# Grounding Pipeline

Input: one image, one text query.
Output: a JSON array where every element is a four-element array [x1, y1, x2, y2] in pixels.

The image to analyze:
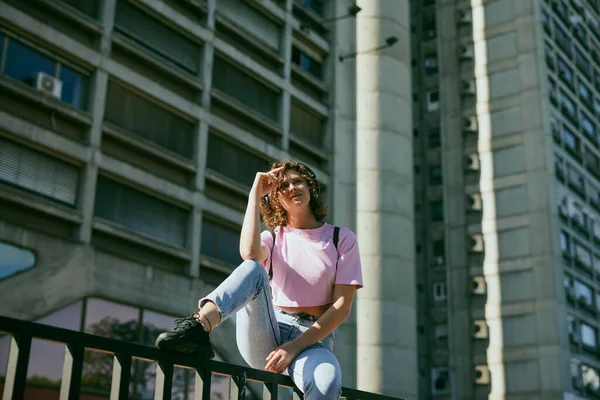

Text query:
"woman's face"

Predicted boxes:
[[276, 169, 311, 212]]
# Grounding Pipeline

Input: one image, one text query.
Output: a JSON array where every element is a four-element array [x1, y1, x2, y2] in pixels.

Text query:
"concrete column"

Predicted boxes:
[[280, 0, 294, 152], [190, 0, 217, 277], [77, 0, 116, 243], [355, 1, 417, 399]]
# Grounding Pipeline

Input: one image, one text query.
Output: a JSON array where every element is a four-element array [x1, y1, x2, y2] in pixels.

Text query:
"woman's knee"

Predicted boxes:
[[238, 259, 267, 278], [310, 363, 342, 399]]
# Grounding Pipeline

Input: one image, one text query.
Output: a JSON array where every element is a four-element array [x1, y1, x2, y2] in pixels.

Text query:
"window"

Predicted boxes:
[[431, 369, 450, 394], [574, 46, 592, 78], [578, 81, 593, 105], [428, 127, 441, 148], [104, 81, 195, 158], [574, 240, 592, 267], [433, 282, 447, 301], [431, 201, 444, 221], [595, 99, 600, 117], [581, 323, 598, 347], [426, 90, 440, 111], [94, 176, 189, 247], [433, 240, 445, 259], [554, 23, 572, 54], [298, 0, 324, 16], [581, 113, 597, 139], [0, 137, 79, 206], [559, 90, 577, 120], [566, 163, 585, 192], [434, 325, 448, 342], [201, 218, 242, 266], [212, 57, 280, 122], [423, 12, 436, 39], [557, 57, 574, 85], [114, 1, 201, 74], [430, 165, 443, 186], [206, 134, 269, 187], [586, 149, 600, 175], [0, 241, 36, 280], [560, 230, 571, 256], [575, 280, 593, 305], [2, 36, 89, 109], [562, 126, 580, 154], [60, 0, 101, 19], [290, 102, 325, 148], [582, 365, 600, 391], [292, 47, 323, 80], [424, 54, 438, 75]]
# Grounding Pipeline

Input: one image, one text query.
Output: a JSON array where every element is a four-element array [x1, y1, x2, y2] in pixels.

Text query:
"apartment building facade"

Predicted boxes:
[[411, 0, 600, 399]]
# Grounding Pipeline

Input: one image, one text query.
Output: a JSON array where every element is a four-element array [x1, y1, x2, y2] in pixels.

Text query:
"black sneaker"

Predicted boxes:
[[155, 314, 215, 358]]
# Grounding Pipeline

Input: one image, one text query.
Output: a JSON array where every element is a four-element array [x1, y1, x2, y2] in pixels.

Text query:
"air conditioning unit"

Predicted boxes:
[[459, 44, 474, 60], [460, 80, 476, 96], [467, 193, 483, 212], [457, 9, 472, 25], [433, 256, 446, 266], [473, 320, 488, 339], [472, 276, 486, 295], [474, 365, 490, 385], [464, 116, 478, 133], [35, 72, 62, 99], [465, 154, 480, 171], [469, 234, 484, 253]]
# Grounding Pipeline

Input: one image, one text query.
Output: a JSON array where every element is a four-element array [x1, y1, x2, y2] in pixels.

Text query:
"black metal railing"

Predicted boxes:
[[0, 316, 403, 400]]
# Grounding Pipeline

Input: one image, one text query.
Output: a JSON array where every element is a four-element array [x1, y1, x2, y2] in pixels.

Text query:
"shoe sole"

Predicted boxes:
[[156, 337, 215, 359]]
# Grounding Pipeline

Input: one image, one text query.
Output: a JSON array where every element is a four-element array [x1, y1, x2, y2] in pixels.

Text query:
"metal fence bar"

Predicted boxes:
[[0, 316, 405, 400], [155, 361, 174, 400], [2, 335, 31, 400], [59, 343, 84, 400], [110, 354, 132, 400], [263, 380, 278, 400], [194, 368, 212, 400]]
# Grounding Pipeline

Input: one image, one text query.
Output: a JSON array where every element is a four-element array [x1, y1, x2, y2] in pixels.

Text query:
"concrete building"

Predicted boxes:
[[411, 0, 600, 399], [0, 0, 416, 399]]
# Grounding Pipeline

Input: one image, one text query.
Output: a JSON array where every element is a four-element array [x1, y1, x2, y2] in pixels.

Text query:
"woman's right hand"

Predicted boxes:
[[251, 167, 285, 198]]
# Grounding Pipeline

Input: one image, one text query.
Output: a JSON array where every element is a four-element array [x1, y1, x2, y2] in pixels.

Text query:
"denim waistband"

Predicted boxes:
[[275, 308, 319, 322]]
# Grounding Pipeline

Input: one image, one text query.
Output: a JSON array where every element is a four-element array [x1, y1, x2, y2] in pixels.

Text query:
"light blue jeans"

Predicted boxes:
[[199, 260, 342, 400]]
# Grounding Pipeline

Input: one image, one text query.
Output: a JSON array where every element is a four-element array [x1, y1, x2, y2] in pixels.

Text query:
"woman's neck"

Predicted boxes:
[[286, 210, 322, 229]]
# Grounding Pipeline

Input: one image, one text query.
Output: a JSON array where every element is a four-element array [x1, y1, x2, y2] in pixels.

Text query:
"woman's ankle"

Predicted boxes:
[[196, 301, 221, 332]]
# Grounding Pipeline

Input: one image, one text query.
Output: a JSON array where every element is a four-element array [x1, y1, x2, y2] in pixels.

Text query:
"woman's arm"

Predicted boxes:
[[265, 284, 357, 373], [239, 167, 283, 261]]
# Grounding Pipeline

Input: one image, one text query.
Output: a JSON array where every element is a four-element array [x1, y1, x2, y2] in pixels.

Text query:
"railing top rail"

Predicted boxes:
[[0, 315, 404, 400]]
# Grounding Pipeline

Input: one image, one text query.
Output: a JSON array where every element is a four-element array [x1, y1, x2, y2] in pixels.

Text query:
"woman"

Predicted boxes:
[[156, 160, 363, 400]]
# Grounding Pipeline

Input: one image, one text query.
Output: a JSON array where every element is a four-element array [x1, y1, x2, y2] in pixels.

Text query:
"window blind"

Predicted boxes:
[[94, 176, 188, 247], [0, 137, 79, 205]]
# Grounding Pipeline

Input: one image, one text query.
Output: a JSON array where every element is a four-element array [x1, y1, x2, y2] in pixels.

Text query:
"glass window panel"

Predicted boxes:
[[59, 65, 87, 109], [84, 298, 140, 343], [206, 134, 269, 186], [142, 310, 178, 347], [212, 57, 280, 122], [289, 102, 325, 148], [94, 176, 189, 247], [201, 219, 242, 266], [60, 0, 100, 18], [3, 39, 56, 86], [115, 1, 201, 74], [104, 82, 195, 158], [82, 349, 113, 395], [581, 323, 597, 347], [0, 241, 36, 279]]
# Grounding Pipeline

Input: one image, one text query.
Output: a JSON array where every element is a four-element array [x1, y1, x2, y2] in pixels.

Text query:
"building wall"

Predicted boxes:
[[0, 0, 367, 394]]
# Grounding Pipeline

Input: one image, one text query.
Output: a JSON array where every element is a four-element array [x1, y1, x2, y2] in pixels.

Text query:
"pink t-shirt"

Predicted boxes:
[[260, 222, 363, 307]]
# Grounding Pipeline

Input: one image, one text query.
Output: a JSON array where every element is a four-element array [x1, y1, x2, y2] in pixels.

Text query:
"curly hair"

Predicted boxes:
[[259, 160, 328, 230]]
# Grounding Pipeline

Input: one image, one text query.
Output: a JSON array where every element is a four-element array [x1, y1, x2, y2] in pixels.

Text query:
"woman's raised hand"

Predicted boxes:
[[251, 167, 285, 198]]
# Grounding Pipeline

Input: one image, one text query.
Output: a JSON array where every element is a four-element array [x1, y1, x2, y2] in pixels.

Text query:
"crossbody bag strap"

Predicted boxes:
[[333, 226, 340, 275], [268, 230, 276, 281]]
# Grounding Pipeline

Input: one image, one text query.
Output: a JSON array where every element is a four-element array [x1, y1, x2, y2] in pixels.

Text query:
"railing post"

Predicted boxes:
[[230, 371, 247, 400], [154, 361, 174, 400], [292, 386, 304, 400], [2, 335, 31, 400], [110, 354, 132, 400], [194, 368, 212, 400], [263, 380, 279, 400], [59, 343, 84, 400]]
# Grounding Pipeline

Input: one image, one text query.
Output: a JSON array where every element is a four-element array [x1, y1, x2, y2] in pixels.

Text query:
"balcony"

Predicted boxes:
[[0, 316, 403, 400]]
